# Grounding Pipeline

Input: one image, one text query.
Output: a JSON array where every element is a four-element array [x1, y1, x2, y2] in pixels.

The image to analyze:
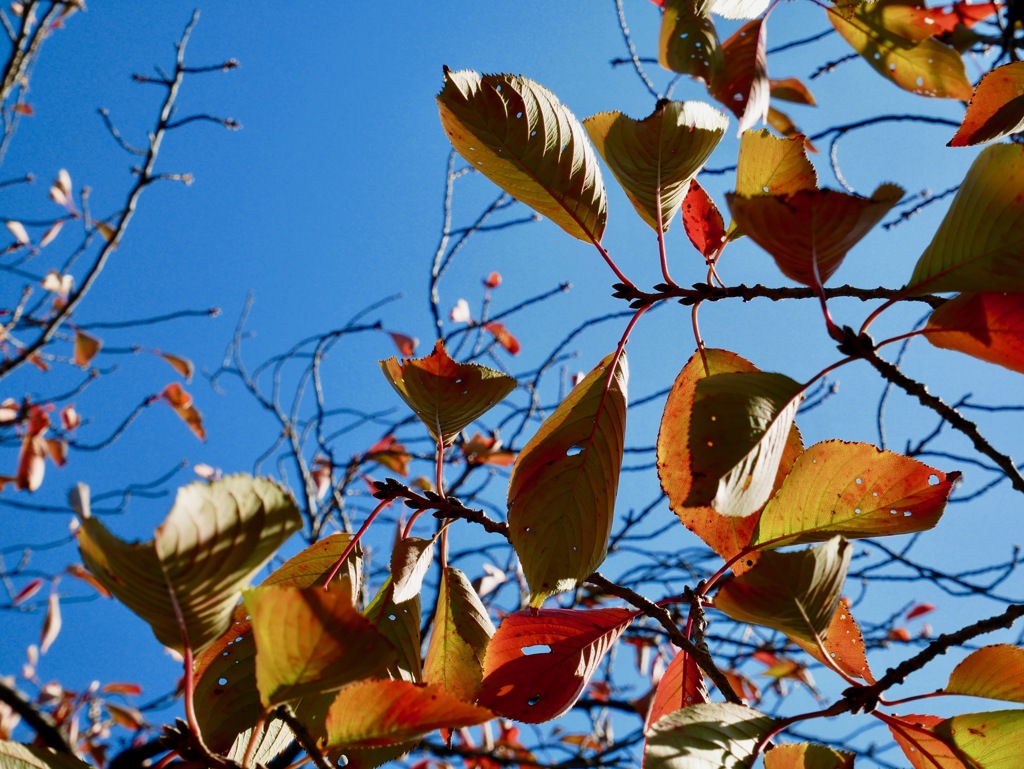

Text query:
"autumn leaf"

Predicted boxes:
[[0, 742, 92, 769], [735, 128, 817, 197], [659, 0, 723, 83], [763, 743, 854, 769], [925, 292, 1024, 374], [907, 144, 1024, 293], [437, 68, 607, 243], [645, 703, 774, 769], [483, 320, 521, 355], [583, 100, 727, 232], [770, 77, 816, 106], [390, 535, 436, 604], [681, 180, 726, 258], [158, 352, 195, 382], [946, 645, 1024, 703], [949, 62, 1024, 146], [380, 340, 516, 446], [886, 714, 969, 769], [364, 577, 423, 683], [710, 20, 769, 135], [388, 332, 418, 357], [792, 598, 875, 684], [76, 475, 302, 655], [934, 710, 1024, 767], [13, 578, 44, 606], [159, 382, 206, 441], [72, 329, 101, 368], [461, 432, 516, 467], [645, 648, 709, 730], [477, 608, 634, 723], [365, 434, 412, 476], [508, 351, 627, 605]]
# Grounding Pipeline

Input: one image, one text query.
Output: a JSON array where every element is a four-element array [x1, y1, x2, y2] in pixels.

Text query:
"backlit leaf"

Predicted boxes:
[[887, 714, 969, 769], [646, 648, 709, 730], [770, 77, 816, 105], [484, 321, 521, 355], [6, 220, 29, 245], [934, 710, 1024, 767], [711, 20, 769, 135], [159, 352, 194, 382], [72, 330, 101, 368], [39, 592, 60, 654], [659, 0, 723, 83], [423, 566, 495, 703], [946, 645, 1024, 703], [734, 129, 817, 197], [708, 0, 769, 19], [925, 292, 1024, 374], [764, 743, 853, 769], [714, 537, 851, 645], [324, 680, 492, 749], [753, 441, 954, 549], [380, 340, 516, 446], [658, 349, 802, 572], [726, 184, 903, 286], [828, 1, 973, 100], [245, 585, 397, 707], [583, 100, 728, 232], [76, 475, 302, 655], [686, 370, 804, 516], [0, 743, 92, 769], [645, 702, 773, 769], [792, 598, 874, 683], [388, 332, 418, 357], [437, 68, 607, 243], [390, 536, 435, 604], [477, 608, 634, 723], [908, 144, 1024, 293], [227, 717, 293, 769], [364, 577, 423, 682], [682, 180, 726, 258], [949, 62, 1024, 146], [508, 352, 627, 605], [159, 383, 205, 441]]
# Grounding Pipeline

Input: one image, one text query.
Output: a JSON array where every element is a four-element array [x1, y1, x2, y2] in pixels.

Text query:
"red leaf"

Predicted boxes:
[[886, 714, 968, 769], [159, 383, 206, 441], [710, 19, 769, 133], [484, 321, 521, 355], [13, 578, 45, 606], [925, 292, 1024, 373], [365, 434, 412, 476], [12, 103, 33, 116], [484, 271, 502, 288], [461, 432, 516, 467], [646, 648, 709, 729], [907, 602, 936, 620], [682, 180, 726, 259], [73, 329, 102, 368], [477, 608, 635, 723], [389, 332, 419, 357], [101, 682, 143, 696]]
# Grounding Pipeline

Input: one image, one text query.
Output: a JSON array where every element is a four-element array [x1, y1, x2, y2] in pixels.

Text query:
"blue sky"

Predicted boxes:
[[3, 1, 1023, 763]]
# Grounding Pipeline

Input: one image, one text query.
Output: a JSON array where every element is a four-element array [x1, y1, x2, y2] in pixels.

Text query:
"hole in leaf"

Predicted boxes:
[[337, 757, 349, 767], [855, 477, 862, 485], [706, 440, 714, 447], [854, 508, 861, 514], [218, 677, 228, 686], [516, 111, 523, 118], [522, 645, 552, 656], [528, 695, 541, 706], [387, 613, 397, 621], [890, 509, 897, 515], [904, 511, 912, 517], [235, 636, 243, 643], [928, 474, 940, 486], [566, 445, 584, 457]]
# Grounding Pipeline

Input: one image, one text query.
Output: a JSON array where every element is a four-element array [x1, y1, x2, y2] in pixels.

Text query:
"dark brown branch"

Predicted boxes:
[[0, 677, 74, 754], [273, 705, 331, 769], [613, 281, 946, 310]]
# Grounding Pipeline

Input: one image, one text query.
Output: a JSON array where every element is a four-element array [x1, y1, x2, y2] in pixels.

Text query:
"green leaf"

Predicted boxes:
[[0, 743, 91, 769], [644, 703, 774, 769], [659, 0, 722, 82], [245, 585, 397, 707], [828, 1, 973, 100], [423, 566, 494, 703], [583, 101, 728, 232], [726, 184, 904, 286], [380, 340, 516, 446], [908, 144, 1024, 293], [763, 743, 854, 769], [934, 710, 1024, 767], [324, 680, 492, 749], [75, 475, 302, 655], [950, 62, 1024, 146], [752, 441, 956, 549], [508, 352, 628, 606], [946, 645, 1024, 703], [364, 577, 423, 682], [886, 714, 969, 769], [714, 537, 852, 645], [437, 68, 607, 243], [685, 371, 804, 517], [226, 718, 294, 768], [735, 129, 817, 197]]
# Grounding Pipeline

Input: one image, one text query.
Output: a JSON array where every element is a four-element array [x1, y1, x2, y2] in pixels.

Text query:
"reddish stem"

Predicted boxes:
[[655, 188, 678, 288], [322, 498, 394, 588]]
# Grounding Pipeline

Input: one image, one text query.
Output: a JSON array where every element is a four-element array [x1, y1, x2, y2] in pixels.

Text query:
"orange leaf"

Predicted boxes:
[[365, 434, 412, 476], [682, 180, 726, 259], [12, 103, 33, 116], [769, 77, 816, 106], [886, 714, 968, 769], [159, 352, 195, 382], [389, 332, 419, 357], [906, 602, 936, 620], [926, 293, 1024, 374], [946, 644, 1024, 703], [462, 432, 516, 467], [763, 743, 854, 769], [645, 648, 709, 730], [159, 383, 206, 441], [73, 329, 102, 368], [484, 271, 502, 288], [726, 184, 903, 286], [484, 321, 520, 355], [101, 682, 143, 696], [324, 680, 492, 749], [793, 598, 875, 684], [477, 608, 634, 723], [65, 563, 111, 598], [106, 702, 145, 730], [711, 19, 769, 134], [949, 62, 1024, 146]]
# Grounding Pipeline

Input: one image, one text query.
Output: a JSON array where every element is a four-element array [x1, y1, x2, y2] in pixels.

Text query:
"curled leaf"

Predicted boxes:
[[711, 20, 769, 135]]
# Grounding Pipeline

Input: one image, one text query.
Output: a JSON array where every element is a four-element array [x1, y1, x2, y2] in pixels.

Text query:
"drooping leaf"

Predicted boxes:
[[925, 292, 1024, 374], [714, 537, 852, 645], [324, 680, 492, 749], [766, 107, 817, 151], [227, 717, 293, 769], [949, 62, 1024, 146], [484, 321, 521, 355], [686, 370, 804, 517], [158, 352, 194, 382], [887, 714, 969, 769], [159, 383, 206, 441], [0, 742, 92, 769], [946, 645, 1024, 703], [423, 566, 495, 703], [76, 475, 302, 655], [389, 536, 435, 604], [193, 533, 363, 751], [658, 349, 802, 572], [907, 144, 1024, 293], [364, 577, 423, 682], [365, 435, 412, 477], [380, 340, 516, 446], [734, 129, 817, 197], [726, 184, 904, 286], [388, 332, 418, 357], [508, 352, 627, 605], [682, 180, 726, 258], [645, 702, 774, 769], [710, 19, 769, 135], [39, 592, 60, 654], [72, 330, 101, 368], [245, 585, 397, 707], [752, 441, 955, 549], [583, 101, 728, 232], [770, 77, 816, 105], [792, 597, 875, 683], [645, 648, 710, 730], [828, 1, 973, 100], [934, 710, 1024, 767], [437, 68, 607, 243], [659, 0, 723, 83], [708, 0, 769, 19], [477, 608, 634, 723], [763, 743, 854, 769]]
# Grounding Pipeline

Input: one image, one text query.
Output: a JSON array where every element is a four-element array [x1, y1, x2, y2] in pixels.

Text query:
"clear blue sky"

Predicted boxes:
[[3, 2, 1022, 763]]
